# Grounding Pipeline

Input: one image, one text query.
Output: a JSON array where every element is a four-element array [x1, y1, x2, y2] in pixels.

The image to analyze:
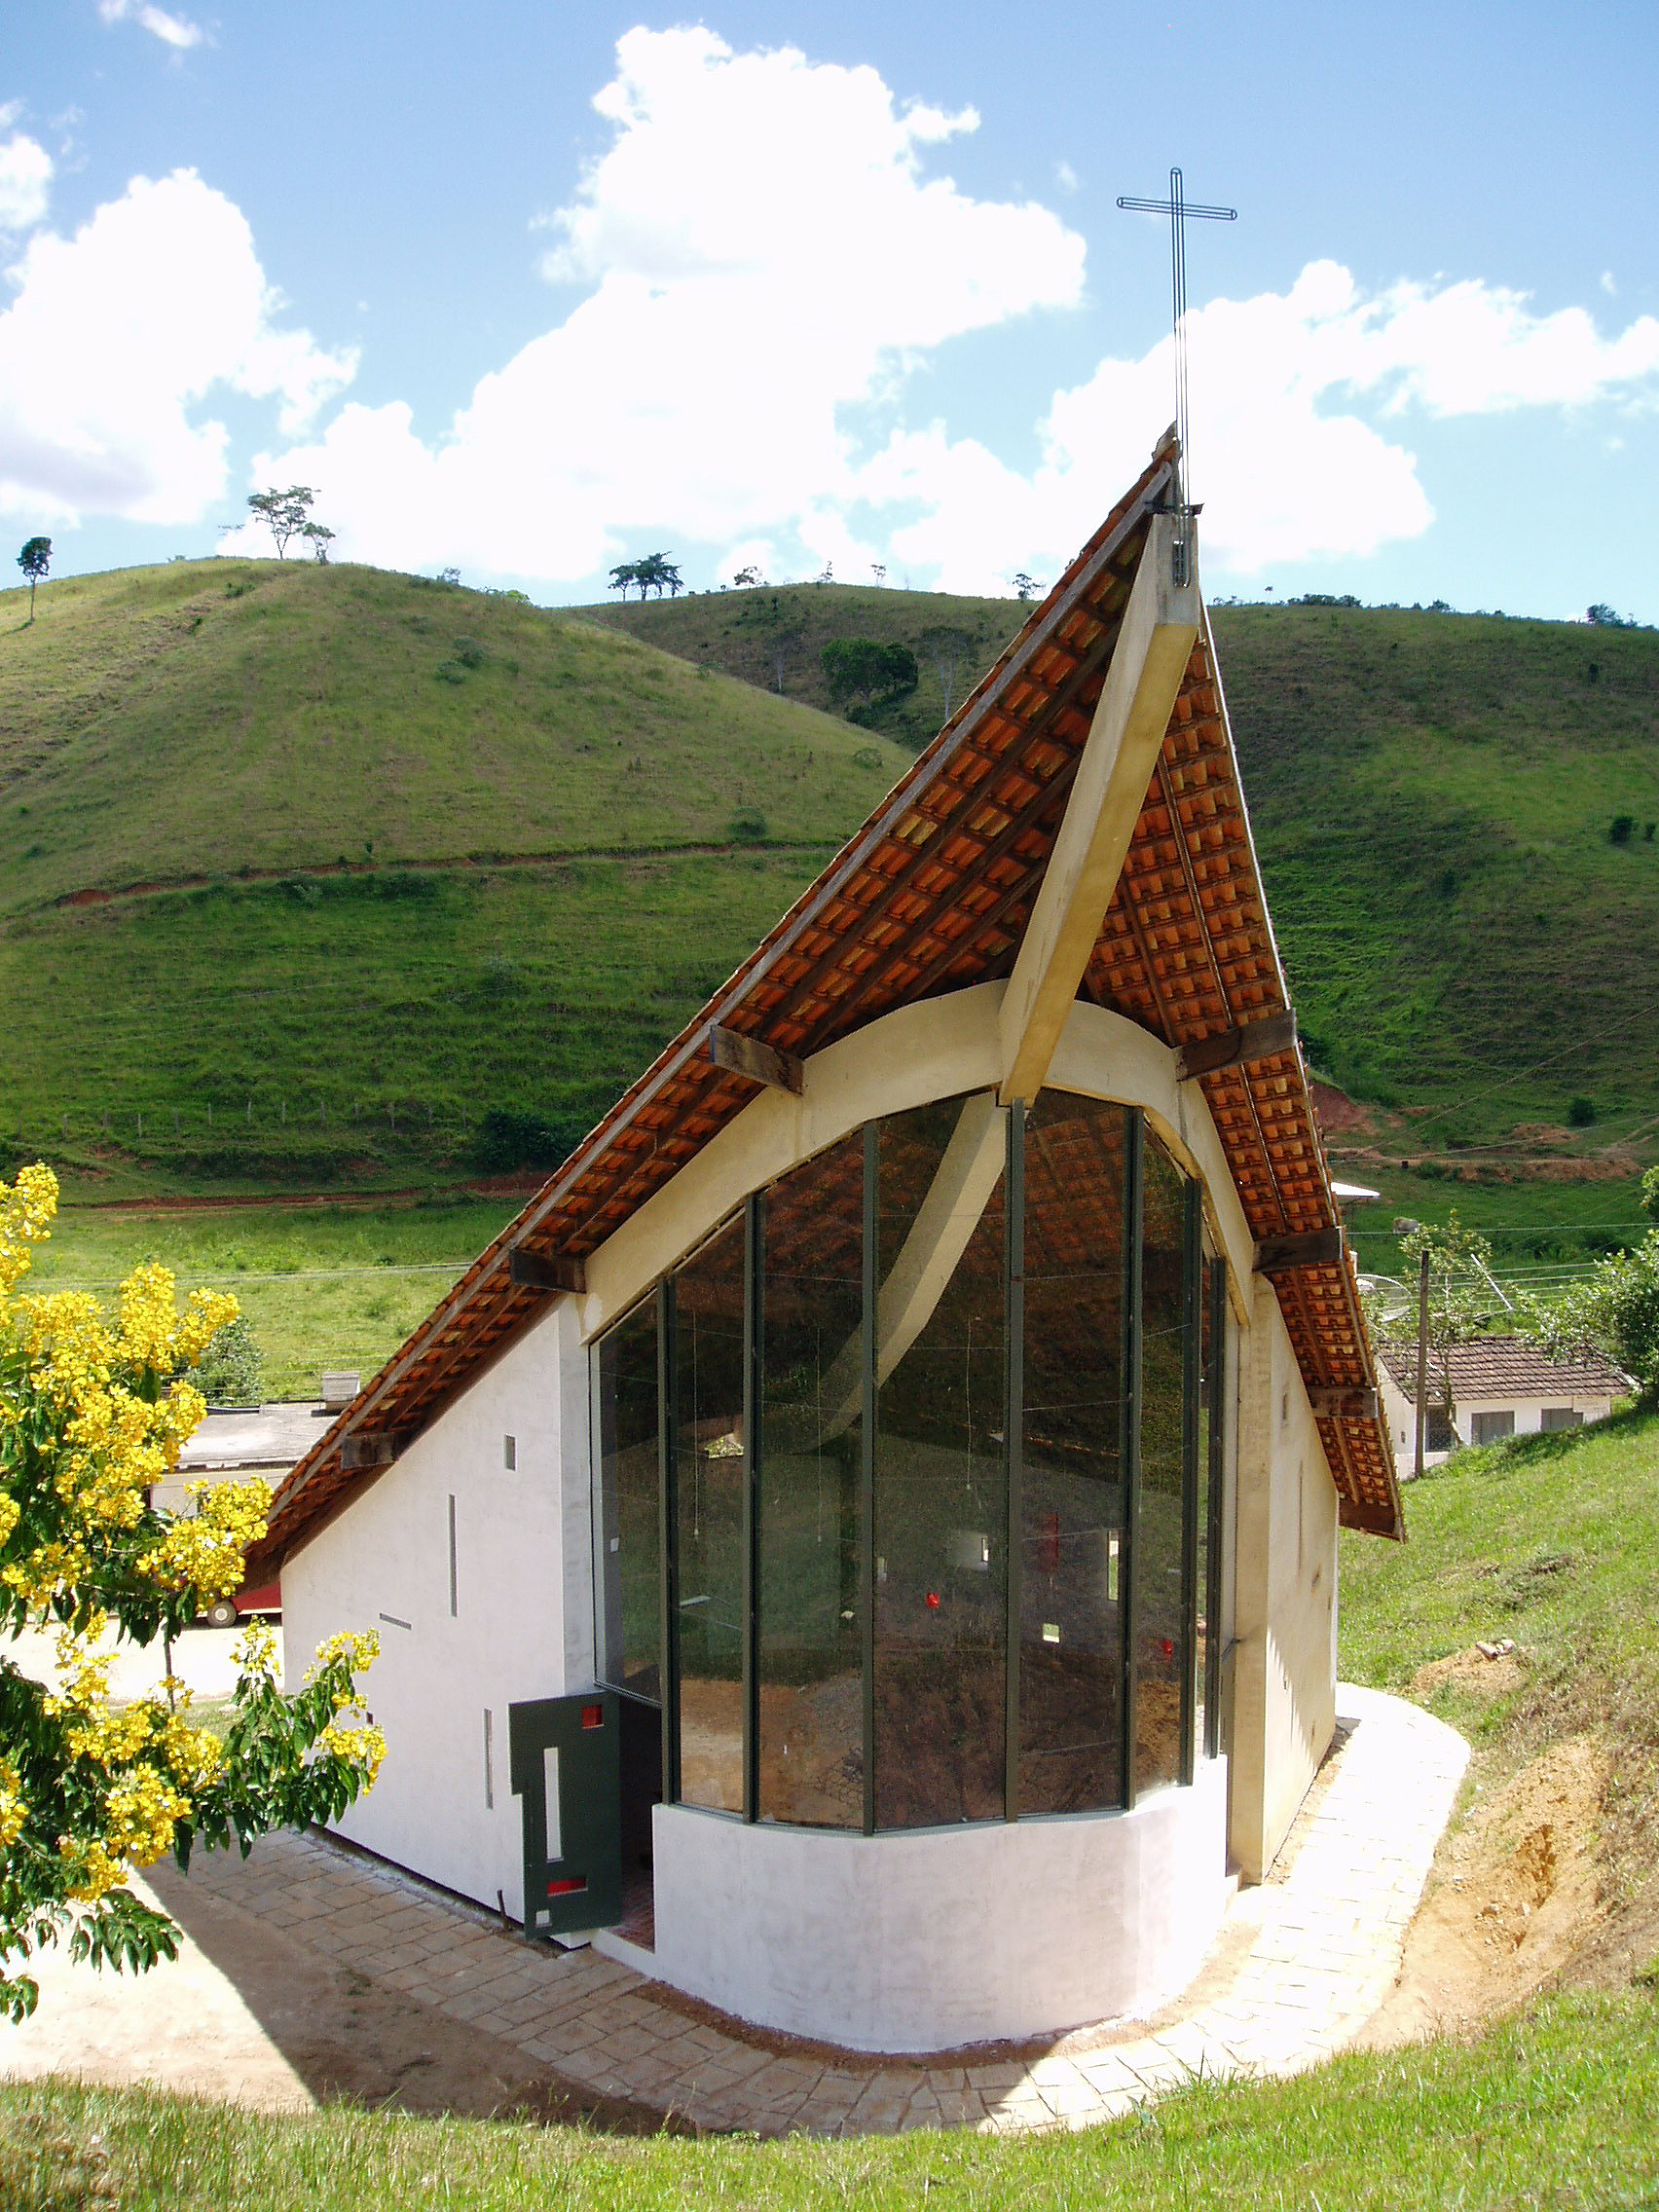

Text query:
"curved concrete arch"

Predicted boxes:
[[579, 981, 1256, 1342]]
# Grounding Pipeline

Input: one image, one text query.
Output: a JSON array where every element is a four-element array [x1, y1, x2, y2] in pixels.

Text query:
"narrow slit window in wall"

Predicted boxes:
[[448, 1493, 459, 1618], [483, 1708, 494, 1810], [503, 1434, 517, 1470]]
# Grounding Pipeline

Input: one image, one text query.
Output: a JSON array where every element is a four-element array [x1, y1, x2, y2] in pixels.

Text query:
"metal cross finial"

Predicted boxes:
[[1117, 167, 1236, 583]]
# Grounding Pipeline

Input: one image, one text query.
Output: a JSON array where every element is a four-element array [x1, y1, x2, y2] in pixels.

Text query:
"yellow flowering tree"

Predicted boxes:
[[0, 1164, 385, 2021]]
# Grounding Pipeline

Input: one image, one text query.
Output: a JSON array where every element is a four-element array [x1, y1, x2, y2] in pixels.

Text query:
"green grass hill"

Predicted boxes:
[[0, 559, 910, 1193], [2, 558, 1656, 1206]]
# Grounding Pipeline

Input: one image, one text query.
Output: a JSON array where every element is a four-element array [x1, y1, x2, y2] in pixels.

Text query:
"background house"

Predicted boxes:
[[1377, 1339, 1630, 1467]]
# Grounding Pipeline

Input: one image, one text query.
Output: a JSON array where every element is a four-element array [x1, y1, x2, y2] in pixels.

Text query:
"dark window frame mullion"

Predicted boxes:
[[743, 1192, 763, 1825], [1120, 1107, 1145, 1813], [1178, 1180, 1204, 1788], [658, 1275, 681, 1807], [1205, 1260, 1228, 1761], [861, 1121, 878, 1838], [1004, 1097, 1025, 1824]]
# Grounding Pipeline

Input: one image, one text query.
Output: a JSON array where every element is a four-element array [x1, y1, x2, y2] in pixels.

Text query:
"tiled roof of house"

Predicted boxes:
[[254, 437, 1403, 1570], [1375, 1337, 1632, 1400]]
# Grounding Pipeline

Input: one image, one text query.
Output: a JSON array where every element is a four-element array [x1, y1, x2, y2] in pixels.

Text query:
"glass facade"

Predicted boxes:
[[592, 1088, 1229, 1834], [1019, 1091, 1129, 1816], [757, 1133, 866, 1827], [873, 1095, 1008, 1828]]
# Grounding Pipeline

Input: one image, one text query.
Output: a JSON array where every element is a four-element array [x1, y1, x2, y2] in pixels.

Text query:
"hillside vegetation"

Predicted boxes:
[[0, 560, 908, 1191], [2, 558, 1656, 1200]]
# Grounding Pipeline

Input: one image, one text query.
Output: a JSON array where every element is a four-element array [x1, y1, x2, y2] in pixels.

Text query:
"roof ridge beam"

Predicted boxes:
[[998, 512, 1199, 1105]]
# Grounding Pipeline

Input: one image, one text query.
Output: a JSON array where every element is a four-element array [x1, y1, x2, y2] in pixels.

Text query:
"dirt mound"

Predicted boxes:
[[1412, 1641, 1527, 1702], [1362, 1734, 1611, 2046], [1309, 1079, 1372, 1135]]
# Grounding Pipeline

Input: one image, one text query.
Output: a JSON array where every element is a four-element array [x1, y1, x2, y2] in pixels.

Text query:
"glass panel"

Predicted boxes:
[[873, 1093, 1007, 1827], [593, 1297, 662, 1701], [674, 1217, 747, 1813], [758, 1135, 865, 1828], [1019, 1091, 1130, 1816], [1135, 1136, 1189, 1796]]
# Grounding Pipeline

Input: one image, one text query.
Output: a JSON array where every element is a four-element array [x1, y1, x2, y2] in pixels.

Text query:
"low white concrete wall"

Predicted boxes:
[[281, 1301, 587, 1922], [650, 1758, 1230, 2052]]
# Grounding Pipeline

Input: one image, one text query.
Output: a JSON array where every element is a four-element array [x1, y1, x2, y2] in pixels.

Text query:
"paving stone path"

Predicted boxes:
[[11, 1685, 1467, 2138]]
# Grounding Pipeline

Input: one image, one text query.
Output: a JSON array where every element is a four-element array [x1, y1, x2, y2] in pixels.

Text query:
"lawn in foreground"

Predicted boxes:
[[3, 1994, 1655, 2210]]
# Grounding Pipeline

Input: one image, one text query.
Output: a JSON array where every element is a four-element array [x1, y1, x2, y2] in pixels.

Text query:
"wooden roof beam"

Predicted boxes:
[[998, 512, 1199, 1106], [1174, 1009, 1298, 1083], [707, 1022, 804, 1095], [508, 1248, 587, 1294]]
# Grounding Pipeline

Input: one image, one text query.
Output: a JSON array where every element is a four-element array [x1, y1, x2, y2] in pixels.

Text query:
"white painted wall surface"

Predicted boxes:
[[650, 1757, 1230, 2051], [281, 1299, 587, 1922], [1229, 1277, 1338, 1881]]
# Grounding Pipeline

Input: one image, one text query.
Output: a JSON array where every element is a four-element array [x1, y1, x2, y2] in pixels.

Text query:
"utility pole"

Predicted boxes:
[[1413, 1248, 1431, 1481]]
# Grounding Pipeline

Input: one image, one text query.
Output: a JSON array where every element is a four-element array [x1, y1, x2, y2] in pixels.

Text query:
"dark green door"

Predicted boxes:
[[508, 1691, 623, 1936]]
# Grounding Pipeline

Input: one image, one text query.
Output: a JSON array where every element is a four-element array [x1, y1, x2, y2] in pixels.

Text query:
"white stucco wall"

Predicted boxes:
[[281, 1301, 588, 1921], [650, 1757, 1230, 2052], [1228, 1275, 1339, 1882]]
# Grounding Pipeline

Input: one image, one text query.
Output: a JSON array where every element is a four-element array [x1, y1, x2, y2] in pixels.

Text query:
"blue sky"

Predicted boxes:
[[5, 1, 1658, 617]]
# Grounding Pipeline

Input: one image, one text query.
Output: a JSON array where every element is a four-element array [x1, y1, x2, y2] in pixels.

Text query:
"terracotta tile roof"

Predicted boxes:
[[1376, 1337, 1631, 1401], [254, 438, 1403, 1570]]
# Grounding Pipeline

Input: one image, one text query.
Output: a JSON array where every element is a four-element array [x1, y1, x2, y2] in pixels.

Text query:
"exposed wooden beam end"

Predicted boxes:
[[708, 1022, 804, 1095], [508, 1247, 587, 1295], [1254, 1226, 1345, 1276], [1309, 1384, 1381, 1422], [340, 1431, 407, 1471], [1175, 1009, 1298, 1083]]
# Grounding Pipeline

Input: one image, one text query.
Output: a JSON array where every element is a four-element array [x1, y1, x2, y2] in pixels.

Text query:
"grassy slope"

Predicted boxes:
[[5, 562, 1658, 1201], [0, 560, 903, 901], [0, 562, 910, 1191], [594, 586, 1659, 1145], [2, 2002, 1655, 2206]]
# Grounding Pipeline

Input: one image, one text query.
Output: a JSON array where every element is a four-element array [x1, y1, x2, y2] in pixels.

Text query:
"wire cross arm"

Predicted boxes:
[[1116, 195, 1237, 221]]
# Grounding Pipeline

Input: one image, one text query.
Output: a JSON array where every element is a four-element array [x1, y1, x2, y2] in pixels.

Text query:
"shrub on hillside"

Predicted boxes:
[[1610, 816, 1637, 845], [1568, 1095, 1598, 1125], [474, 1108, 587, 1175]]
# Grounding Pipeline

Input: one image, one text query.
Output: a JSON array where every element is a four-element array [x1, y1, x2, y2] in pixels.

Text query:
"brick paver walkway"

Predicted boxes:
[[14, 1685, 1468, 2137]]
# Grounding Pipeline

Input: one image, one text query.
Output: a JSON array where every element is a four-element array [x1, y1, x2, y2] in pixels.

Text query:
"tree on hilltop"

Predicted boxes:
[[301, 522, 336, 565], [16, 537, 51, 621], [245, 487, 322, 560]]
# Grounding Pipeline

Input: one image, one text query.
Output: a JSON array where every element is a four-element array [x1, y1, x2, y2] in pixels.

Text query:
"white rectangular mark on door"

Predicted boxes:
[[542, 1745, 562, 1860]]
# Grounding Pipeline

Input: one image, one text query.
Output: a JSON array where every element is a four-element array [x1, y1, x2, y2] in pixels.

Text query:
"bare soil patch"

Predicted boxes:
[[1362, 1734, 1612, 2047], [1411, 1641, 1528, 1703]]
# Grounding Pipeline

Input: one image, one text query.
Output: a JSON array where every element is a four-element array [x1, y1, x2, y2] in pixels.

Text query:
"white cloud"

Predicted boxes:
[[0, 168, 355, 527], [1054, 160, 1079, 193], [851, 260, 1659, 588], [98, 0, 205, 50], [229, 27, 1085, 575], [0, 130, 52, 231]]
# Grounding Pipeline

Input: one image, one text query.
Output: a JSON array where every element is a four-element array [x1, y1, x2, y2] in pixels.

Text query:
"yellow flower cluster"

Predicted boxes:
[[318, 1718, 388, 1781], [137, 1477, 272, 1603], [234, 1617, 278, 1680], [0, 1162, 56, 1307], [307, 1628, 382, 1678], [0, 1761, 26, 1852]]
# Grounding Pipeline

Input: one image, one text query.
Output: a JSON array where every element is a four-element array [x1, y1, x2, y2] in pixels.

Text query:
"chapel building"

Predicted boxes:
[[255, 438, 1402, 2053]]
